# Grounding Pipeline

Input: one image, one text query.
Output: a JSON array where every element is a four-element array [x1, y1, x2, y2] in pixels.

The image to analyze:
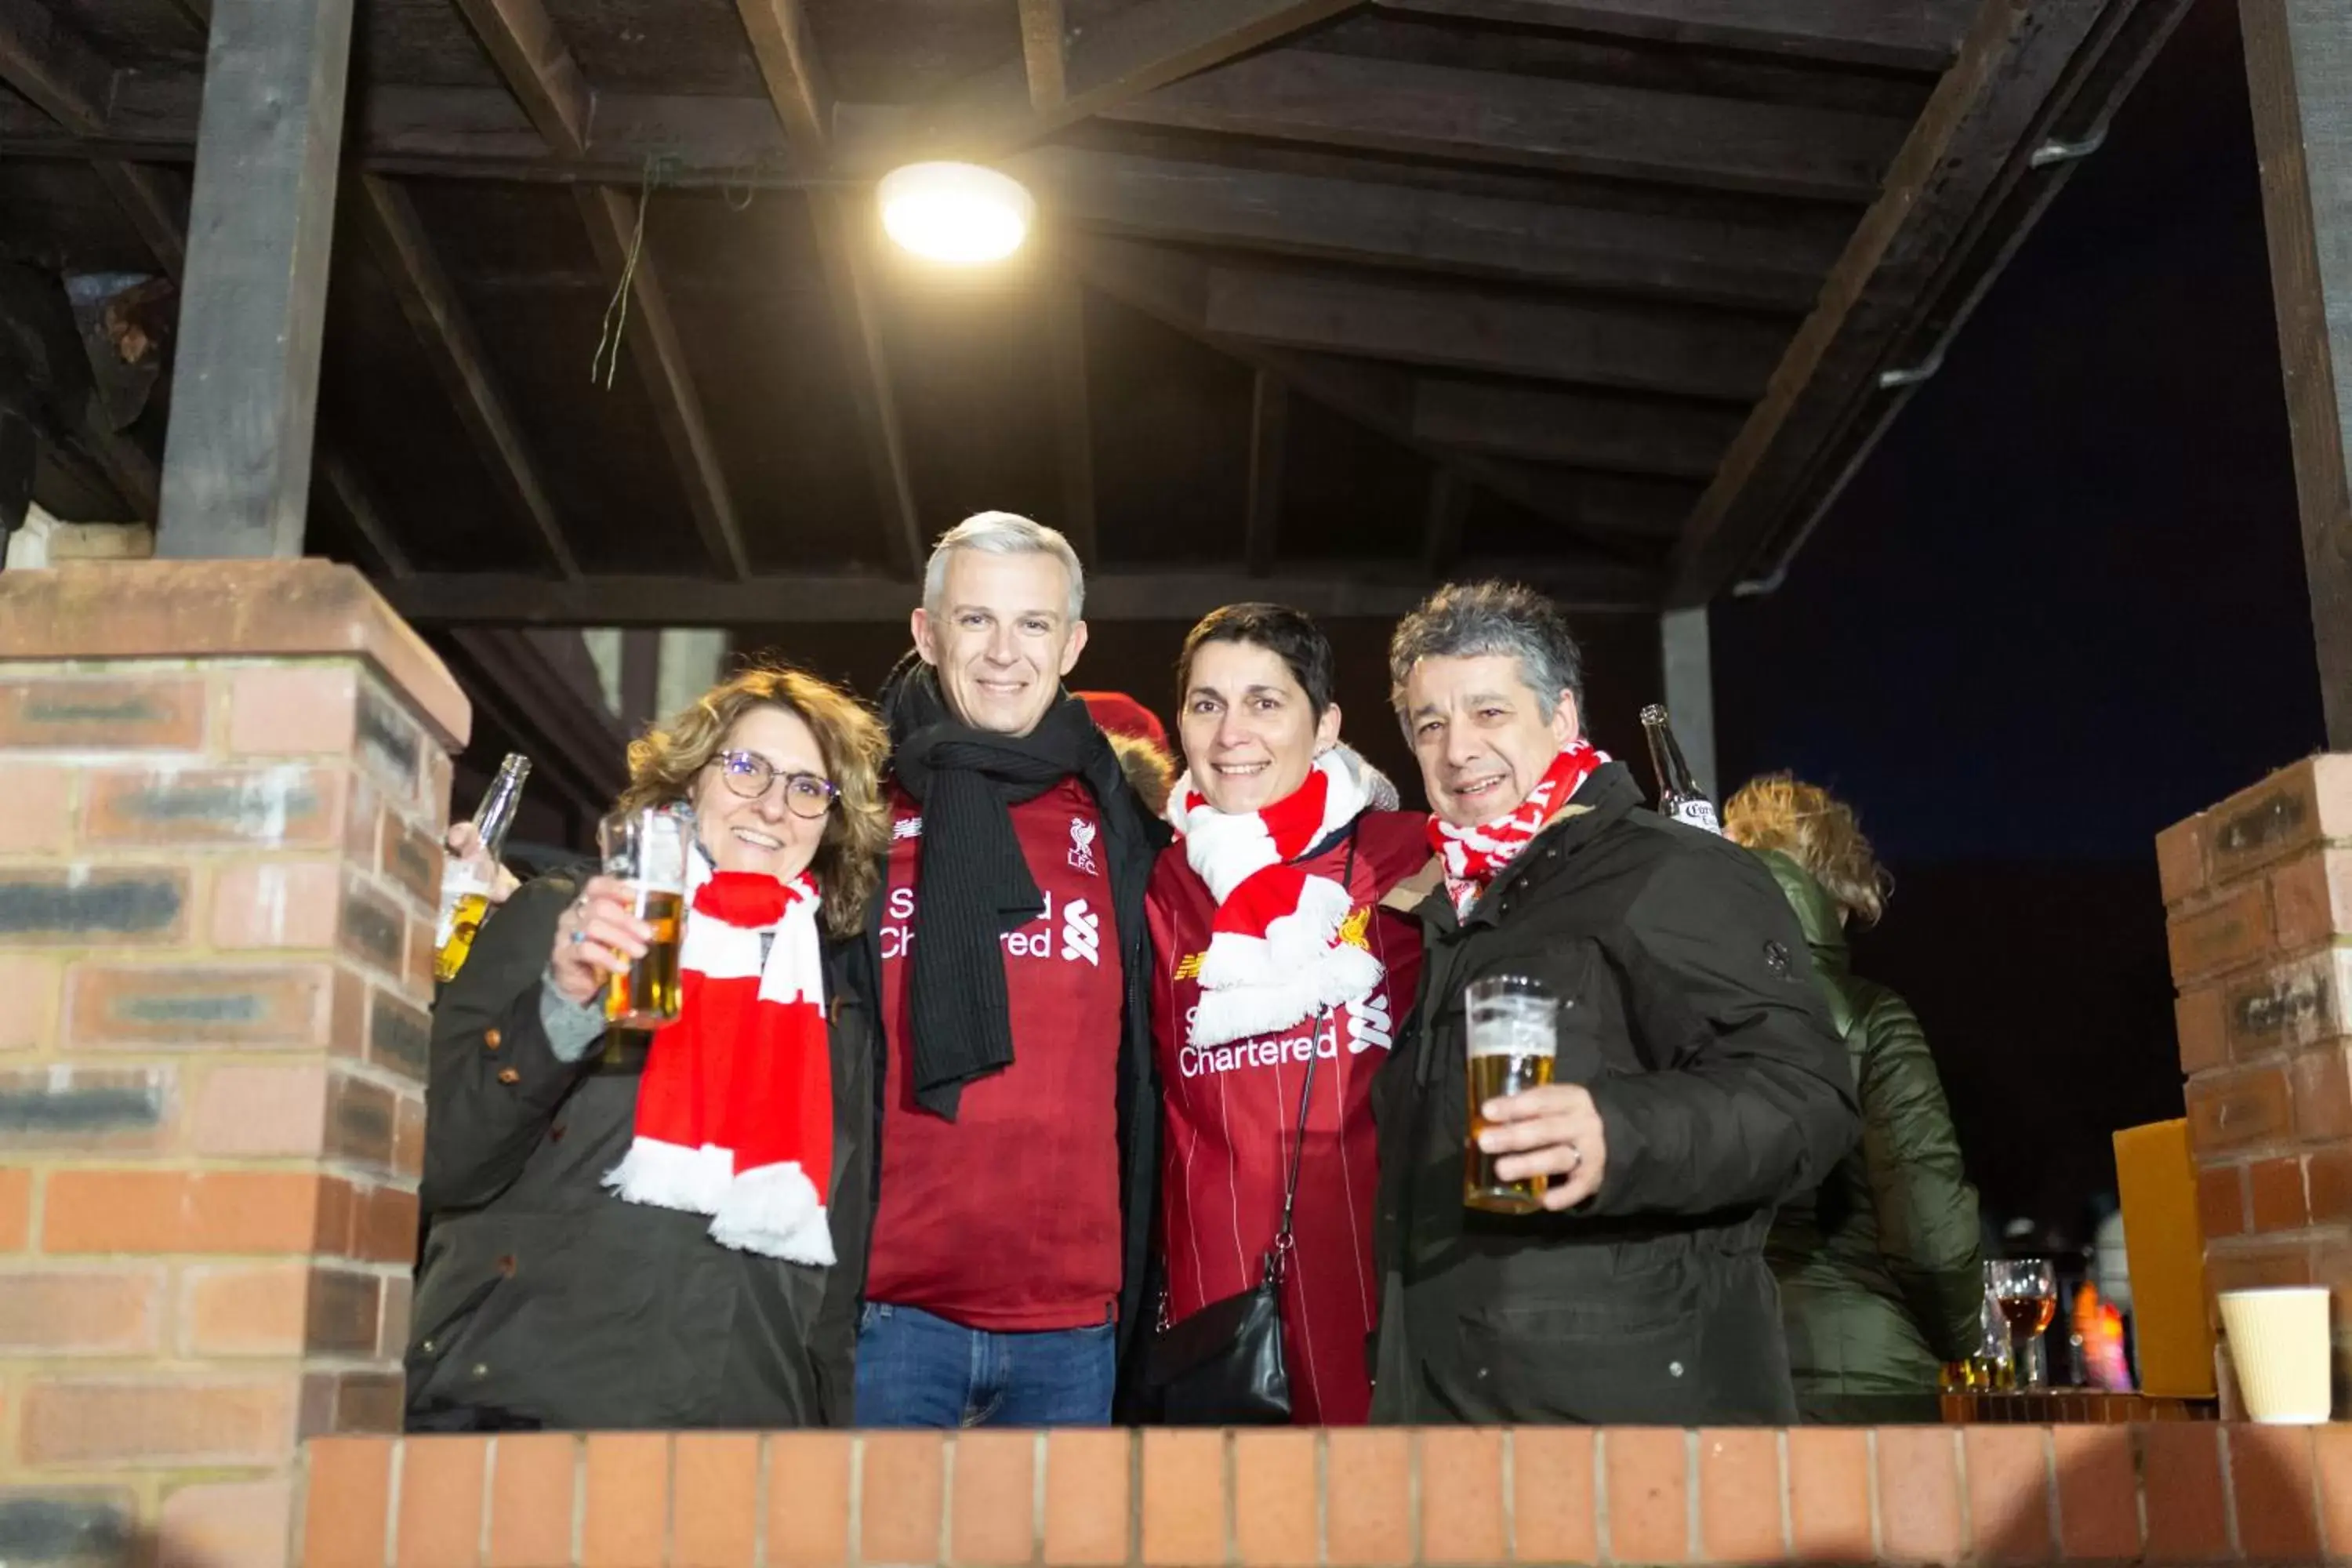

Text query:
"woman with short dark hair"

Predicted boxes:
[[409, 665, 891, 1430], [1145, 604, 1428, 1424]]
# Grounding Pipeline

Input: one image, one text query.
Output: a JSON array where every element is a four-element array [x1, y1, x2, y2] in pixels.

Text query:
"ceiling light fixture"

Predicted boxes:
[[877, 162, 1036, 264]]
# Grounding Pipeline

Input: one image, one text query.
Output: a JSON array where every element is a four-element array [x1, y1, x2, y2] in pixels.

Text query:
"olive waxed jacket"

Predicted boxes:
[[1753, 849, 1984, 1423], [408, 870, 878, 1430], [1369, 763, 1857, 1426]]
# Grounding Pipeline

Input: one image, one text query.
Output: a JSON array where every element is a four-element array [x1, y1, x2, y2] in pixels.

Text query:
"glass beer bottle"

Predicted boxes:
[[434, 753, 532, 982], [1640, 703, 1722, 836], [600, 804, 690, 1031], [1463, 975, 1561, 1214]]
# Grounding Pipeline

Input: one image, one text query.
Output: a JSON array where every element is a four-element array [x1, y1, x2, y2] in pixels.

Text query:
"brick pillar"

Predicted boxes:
[[2158, 755, 2352, 1409], [0, 561, 467, 1565]]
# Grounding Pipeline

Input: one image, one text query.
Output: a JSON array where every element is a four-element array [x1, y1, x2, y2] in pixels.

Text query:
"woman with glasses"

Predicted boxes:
[[408, 665, 891, 1430]]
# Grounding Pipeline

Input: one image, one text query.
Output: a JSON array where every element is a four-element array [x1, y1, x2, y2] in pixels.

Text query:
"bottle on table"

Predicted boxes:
[[1639, 703, 1722, 836], [433, 753, 531, 983]]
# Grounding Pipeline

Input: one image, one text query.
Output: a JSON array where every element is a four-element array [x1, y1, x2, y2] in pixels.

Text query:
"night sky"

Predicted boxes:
[[1714, 0, 2326, 1236]]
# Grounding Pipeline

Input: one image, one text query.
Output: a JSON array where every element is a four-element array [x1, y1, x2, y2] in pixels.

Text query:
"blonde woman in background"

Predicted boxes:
[[1725, 774, 1984, 1424]]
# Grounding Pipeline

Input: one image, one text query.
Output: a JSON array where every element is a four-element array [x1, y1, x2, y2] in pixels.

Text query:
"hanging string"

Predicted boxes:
[[590, 155, 671, 390]]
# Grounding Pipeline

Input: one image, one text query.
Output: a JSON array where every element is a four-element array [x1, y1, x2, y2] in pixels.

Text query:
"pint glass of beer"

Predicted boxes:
[[599, 804, 690, 1030], [1463, 974, 1559, 1214]]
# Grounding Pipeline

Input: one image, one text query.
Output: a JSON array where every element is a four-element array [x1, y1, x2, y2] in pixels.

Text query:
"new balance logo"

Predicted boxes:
[[1062, 898, 1101, 966], [1347, 992, 1393, 1054]]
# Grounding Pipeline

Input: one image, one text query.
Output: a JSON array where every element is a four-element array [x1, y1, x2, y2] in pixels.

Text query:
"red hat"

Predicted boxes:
[[1077, 691, 1170, 752]]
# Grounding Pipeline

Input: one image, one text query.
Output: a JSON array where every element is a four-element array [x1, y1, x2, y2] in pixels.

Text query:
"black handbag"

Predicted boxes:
[[1144, 832, 1358, 1425], [1143, 1037, 1319, 1425]]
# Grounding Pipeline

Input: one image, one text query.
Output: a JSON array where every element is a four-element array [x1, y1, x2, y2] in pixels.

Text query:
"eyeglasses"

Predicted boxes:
[[713, 750, 839, 818]]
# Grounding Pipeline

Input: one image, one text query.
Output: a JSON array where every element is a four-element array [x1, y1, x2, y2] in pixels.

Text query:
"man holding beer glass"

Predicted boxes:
[[1370, 582, 1856, 1425], [409, 666, 891, 1430]]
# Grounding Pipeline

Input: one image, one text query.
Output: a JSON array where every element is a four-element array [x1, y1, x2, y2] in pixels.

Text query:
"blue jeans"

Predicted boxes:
[[855, 1302, 1116, 1427]]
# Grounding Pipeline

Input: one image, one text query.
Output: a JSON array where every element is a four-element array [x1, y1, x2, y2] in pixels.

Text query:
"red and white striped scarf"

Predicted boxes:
[[601, 861, 835, 1265], [1167, 748, 1383, 1047], [1428, 739, 1610, 916]]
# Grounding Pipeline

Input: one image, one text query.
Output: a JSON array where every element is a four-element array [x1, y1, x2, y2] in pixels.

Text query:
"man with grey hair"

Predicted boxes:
[[855, 511, 1163, 1426], [1370, 579, 1854, 1425]]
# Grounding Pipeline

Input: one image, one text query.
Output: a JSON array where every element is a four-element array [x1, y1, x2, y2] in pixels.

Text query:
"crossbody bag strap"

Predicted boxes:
[[1267, 829, 1360, 1284]]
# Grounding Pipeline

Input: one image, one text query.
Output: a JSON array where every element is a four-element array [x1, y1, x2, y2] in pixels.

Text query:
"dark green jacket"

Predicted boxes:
[[408, 870, 879, 1430], [1752, 849, 1984, 1423], [1369, 764, 1857, 1426]]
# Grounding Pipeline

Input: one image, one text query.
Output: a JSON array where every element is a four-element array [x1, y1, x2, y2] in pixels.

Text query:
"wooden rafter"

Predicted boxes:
[[447, 0, 746, 577], [1420, 468, 1469, 578], [2242, 0, 2352, 748], [350, 172, 580, 577], [732, 0, 926, 579], [1370, 0, 1974, 72], [376, 562, 1657, 626], [314, 445, 410, 576], [1201, 263, 1785, 401], [1019, 0, 1069, 111], [575, 186, 753, 579], [1065, 234, 1671, 572], [1243, 370, 1287, 578], [1007, 145, 1839, 312], [831, 0, 1357, 174], [1666, 0, 2182, 601], [1407, 377, 1744, 479], [448, 0, 590, 155], [733, 0, 829, 147], [1100, 49, 1909, 202], [1044, 276, 1097, 566], [0, 0, 111, 132]]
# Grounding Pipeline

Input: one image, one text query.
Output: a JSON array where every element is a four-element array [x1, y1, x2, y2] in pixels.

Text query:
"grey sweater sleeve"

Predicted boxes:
[[539, 974, 611, 1063]]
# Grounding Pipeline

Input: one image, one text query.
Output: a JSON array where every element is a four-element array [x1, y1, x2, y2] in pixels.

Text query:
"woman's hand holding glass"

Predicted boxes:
[[547, 876, 655, 1006]]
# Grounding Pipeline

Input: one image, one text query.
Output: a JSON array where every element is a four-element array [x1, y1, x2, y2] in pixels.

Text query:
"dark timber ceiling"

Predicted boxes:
[[0, 0, 2194, 625]]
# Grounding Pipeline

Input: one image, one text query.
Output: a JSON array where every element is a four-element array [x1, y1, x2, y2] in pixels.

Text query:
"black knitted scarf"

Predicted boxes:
[[883, 655, 1139, 1119]]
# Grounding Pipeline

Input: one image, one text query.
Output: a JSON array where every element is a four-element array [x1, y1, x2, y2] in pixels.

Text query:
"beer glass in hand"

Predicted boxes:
[[1463, 975, 1560, 1214], [599, 804, 690, 1030]]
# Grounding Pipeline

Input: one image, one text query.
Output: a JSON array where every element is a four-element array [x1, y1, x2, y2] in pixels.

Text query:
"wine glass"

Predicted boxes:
[[1987, 1258, 2060, 1390]]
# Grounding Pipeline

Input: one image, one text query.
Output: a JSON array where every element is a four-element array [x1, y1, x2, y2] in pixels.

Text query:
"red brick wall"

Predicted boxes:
[[0, 561, 469, 1562], [292, 1423, 2352, 1566], [2159, 756, 2352, 1399]]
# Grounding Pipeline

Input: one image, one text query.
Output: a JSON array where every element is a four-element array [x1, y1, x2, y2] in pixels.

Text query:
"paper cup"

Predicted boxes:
[[2218, 1286, 2333, 1425]]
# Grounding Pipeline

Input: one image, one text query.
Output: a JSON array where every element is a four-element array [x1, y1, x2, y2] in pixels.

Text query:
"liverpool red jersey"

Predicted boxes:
[[867, 778, 1126, 1331], [1145, 810, 1428, 1424]]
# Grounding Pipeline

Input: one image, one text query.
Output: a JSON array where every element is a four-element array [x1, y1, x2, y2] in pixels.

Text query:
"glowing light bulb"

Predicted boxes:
[[877, 162, 1036, 264]]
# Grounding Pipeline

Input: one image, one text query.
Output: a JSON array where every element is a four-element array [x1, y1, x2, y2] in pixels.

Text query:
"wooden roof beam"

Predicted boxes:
[[1420, 468, 1469, 579], [1243, 370, 1287, 577], [449, 0, 748, 579], [832, 0, 1356, 174], [575, 186, 753, 579], [1666, 0, 2177, 602], [1200, 263, 1785, 402], [732, 0, 926, 579], [377, 563, 1657, 626], [1065, 234, 1674, 572], [1100, 49, 1908, 202], [0, 0, 113, 132], [734, 0, 830, 146], [350, 172, 580, 578], [1045, 276, 1097, 567], [1006, 145, 1840, 312], [1020, 0, 1069, 110], [1408, 376, 1745, 478], [1370, 0, 1976, 73], [448, 0, 590, 155]]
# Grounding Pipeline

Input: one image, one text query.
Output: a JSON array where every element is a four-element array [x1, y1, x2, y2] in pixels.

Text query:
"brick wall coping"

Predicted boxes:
[[0, 559, 470, 752], [292, 1421, 2352, 1567]]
